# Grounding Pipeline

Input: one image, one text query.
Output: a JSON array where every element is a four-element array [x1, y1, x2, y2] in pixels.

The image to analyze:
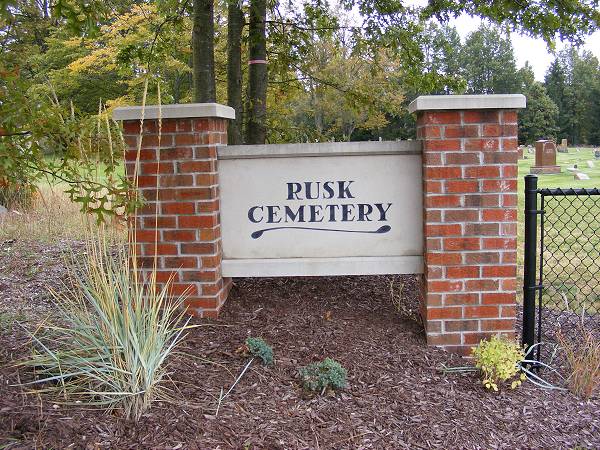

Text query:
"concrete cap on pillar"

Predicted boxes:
[[408, 94, 526, 113], [113, 103, 235, 121]]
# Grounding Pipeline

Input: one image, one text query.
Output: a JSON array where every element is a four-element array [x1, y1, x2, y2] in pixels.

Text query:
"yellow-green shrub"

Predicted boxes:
[[472, 335, 526, 391]]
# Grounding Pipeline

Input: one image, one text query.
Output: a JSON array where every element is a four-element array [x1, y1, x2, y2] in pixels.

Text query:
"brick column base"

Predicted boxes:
[[409, 95, 526, 355], [114, 104, 235, 318]]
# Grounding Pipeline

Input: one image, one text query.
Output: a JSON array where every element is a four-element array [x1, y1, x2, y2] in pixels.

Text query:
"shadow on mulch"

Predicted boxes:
[[1, 240, 599, 449]]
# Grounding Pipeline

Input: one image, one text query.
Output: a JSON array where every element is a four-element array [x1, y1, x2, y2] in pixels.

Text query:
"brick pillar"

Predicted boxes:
[[409, 95, 526, 355], [113, 104, 235, 318]]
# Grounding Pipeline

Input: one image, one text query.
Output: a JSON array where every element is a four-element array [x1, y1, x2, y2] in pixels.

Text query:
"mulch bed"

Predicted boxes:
[[1, 239, 599, 449]]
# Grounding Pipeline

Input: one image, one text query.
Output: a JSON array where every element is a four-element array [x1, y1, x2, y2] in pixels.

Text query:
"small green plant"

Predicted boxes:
[[472, 335, 526, 391], [245, 337, 274, 366], [299, 358, 347, 393]]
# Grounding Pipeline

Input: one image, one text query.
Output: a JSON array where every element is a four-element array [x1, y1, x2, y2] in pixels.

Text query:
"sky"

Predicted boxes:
[[448, 13, 600, 81]]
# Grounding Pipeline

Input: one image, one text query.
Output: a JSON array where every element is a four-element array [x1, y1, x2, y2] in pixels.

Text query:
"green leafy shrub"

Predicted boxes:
[[472, 335, 526, 391], [245, 337, 274, 366], [299, 358, 347, 393]]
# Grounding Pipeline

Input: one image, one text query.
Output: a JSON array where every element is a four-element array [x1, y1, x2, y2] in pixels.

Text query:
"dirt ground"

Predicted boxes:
[[1, 239, 599, 449]]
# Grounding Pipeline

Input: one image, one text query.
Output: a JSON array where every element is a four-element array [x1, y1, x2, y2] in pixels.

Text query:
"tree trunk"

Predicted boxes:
[[227, 0, 244, 144], [246, 0, 267, 144], [192, 0, 216, 102]]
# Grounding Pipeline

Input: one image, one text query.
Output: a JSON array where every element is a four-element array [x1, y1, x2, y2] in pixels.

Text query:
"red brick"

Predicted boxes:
[[159, 175, 194, 187], [464, 305, 499, 318], [445, 319, 479, 332], [180, 242, 217, 254], [426, 195, 462, 208], [425, 224, 462, 237], [424, 153, 443, 165], [428, 280, 463, 293], [501, 111, 518, 124], [465, 252, 500, 264], [443, 125, 467, 138], [446, 266, 480, 279], [134, 230, 160, 242], [425, 253, 462, 265], [164, 257, 198, 269], [445, 180, 479, 193], [463, 332, 496, 345], [445, 152, 480, 165], [427, 306, 463, 319], [177, 120, 192, 132], [195, 174, 217, 186], [501, 305, 517, 317], [420, 125, 442, 138], [143, 216, 176, 228], [502, 138, 519, 150], [465, 279, 499, 291], [464, 166, 500, 178], [482, 238, 516, 250], [464, 223, 499, 235], [168, 283, 198, 296], [444, 293, 480, 306], [421, 111, 461, 125], [482, 265, 516, 278], [482, 293, 515, 305], [424, 139, 461, 151], [181, 270, 219, 282], [464, 194, 500, 207], [502, 194, 518, 207], [141, 162, 174, 175], [426, 210, 442, 222], [502, 165, 518, 178], [125, 149, 155, 161], [483, 152, 518, 164], [482, 124, 501, 137], [162, 202, 195, 215], [174, 134, 200, 146], [174, 187, 214, 201], [195, 146, 218, 159], [160, 119, 178, 133], [443, 237, 480, 251], [425, 167, 462, 179], [123, 121, 140, 134], [444, 209, 479, 222], [143, 243, 178, 256], [482, 180, 517, 192], [178, 161, 215, 173], [428, 333, 462, 345], [465, 138, 499, 151], [140, 135, 163, 147], [481, 319, 514, 331], [464, 110, 499, 123], [501, 251, 517, 263], [160, 147, 194, 160], [501, 279, 517, 291], [179, 215, 218, 228], [163, 230, 197, 241], [424, 180, 443, 193], [482, 209, 517, 222]]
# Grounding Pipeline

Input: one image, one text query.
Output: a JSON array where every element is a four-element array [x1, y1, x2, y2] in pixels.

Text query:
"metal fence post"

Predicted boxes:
[[522, 174, 538, 350]]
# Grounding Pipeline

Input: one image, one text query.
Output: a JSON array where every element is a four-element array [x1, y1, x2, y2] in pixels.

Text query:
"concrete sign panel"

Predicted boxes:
[[217, 141, 423, 276]]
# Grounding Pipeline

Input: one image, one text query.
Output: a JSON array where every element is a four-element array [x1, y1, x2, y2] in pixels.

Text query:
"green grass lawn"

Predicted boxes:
[[517, 147, 600, 312]]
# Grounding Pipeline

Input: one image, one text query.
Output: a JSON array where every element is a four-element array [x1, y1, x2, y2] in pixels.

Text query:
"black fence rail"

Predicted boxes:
[[523, 175, 600, 362]]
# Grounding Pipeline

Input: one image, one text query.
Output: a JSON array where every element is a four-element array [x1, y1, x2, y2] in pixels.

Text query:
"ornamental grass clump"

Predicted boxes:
[[472, 335, 526, 391], [557, 325, 600, 399], [300, 358, 347, 394], [19, 230, 193, 421]]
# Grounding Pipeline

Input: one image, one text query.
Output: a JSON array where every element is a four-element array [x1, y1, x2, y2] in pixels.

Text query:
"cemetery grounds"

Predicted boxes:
[[0, 149, 598, 448]]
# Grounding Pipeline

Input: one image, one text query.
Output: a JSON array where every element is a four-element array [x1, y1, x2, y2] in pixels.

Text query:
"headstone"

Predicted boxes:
[[557, 138, 568, 153], [566, 167, 578, 173], [527, 145, 534, 154], [587, 160, 595, 168], [530, 140, 561, 174], [595, 149, 600, 160], [574, 172, 590, 180]]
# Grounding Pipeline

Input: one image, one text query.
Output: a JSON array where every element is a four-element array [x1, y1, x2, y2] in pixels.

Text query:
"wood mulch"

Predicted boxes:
[[1, 239, 599, 449]]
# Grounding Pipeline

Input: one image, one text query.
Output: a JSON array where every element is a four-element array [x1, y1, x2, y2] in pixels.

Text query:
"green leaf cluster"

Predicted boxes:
[[299, 358, 347, 393], [245, 337, 274, 366], [472, 335, 526, 391]]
